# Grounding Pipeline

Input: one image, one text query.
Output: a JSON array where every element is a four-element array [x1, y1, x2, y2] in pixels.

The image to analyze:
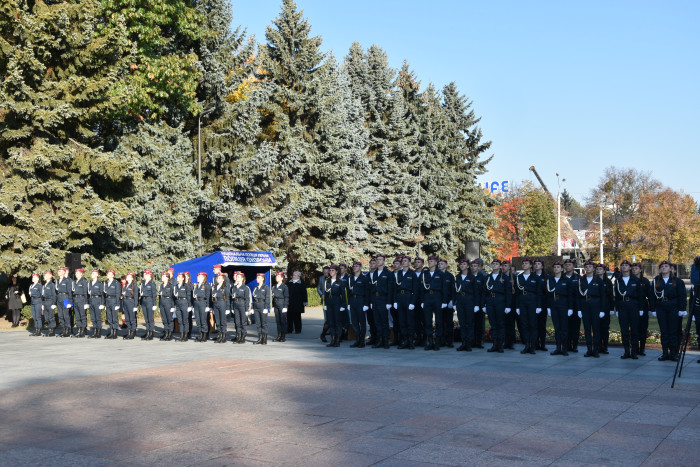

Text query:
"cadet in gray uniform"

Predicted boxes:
[[231, 272, 251, 344], [252, 273, 271, 345], [193, 272, 212, 342], [139, 270, 157, 340], [103, 269, 122, 339], [122, 272, 139, 340], [271, 271, 289, 342], [72, 268, 89, 338], [88, 269, 104, 338]]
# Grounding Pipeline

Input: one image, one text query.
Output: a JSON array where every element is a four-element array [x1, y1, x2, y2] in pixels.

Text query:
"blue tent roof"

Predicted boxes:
[[170, 251, 277, 277]]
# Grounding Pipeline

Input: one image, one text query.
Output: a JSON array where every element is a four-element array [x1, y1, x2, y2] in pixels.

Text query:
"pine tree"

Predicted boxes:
[[0, 0, 133, 275]]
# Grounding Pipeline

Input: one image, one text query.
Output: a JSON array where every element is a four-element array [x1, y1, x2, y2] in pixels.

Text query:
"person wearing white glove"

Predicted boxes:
[[394, 255, 419, 349], [368, 254, 395, 349], [595, 264, 615, 355], [544, 261, 575, 356], [230, 271, 251, 344], [157, 272, 175, 341], [54, 266, 73, 337], [193, 272, 212, 342], [212, 272, 230, 343], [69, 267, 90, 338], [513, 258, 538, 355], [86, 269, 104, 338], [39, 271, 58, 336], [615, 260, 642, 359], [577, 261, 604, 358], [419, 255, 447, 351], [454, 258, 478, 351], [138, 270, 157, 340], [271, 271, 290, 342], [483, 259, 511, 353], [103, 269, 122, 340], [653, 260, 686, 362], [28, 273, 44, 336], [251, 272, 272, 345], [630, 261, 650, 356], [437, 258, 457, 348], [345, 260, 371, 347], [173, 273, 191, 342], [120, 272, 139, 340]]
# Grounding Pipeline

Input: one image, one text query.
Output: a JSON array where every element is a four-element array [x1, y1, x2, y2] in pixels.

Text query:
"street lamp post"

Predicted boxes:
[[197, 102, 216, 251], [556, 173, 565, 257]]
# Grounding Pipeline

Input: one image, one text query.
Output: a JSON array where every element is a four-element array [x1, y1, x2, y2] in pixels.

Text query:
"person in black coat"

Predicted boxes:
[[286, 271, 307, 334], [5, 276, 23, 327]]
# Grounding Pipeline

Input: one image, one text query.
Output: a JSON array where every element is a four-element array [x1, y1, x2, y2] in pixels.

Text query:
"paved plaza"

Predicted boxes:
[[1, 309, 699, 466]]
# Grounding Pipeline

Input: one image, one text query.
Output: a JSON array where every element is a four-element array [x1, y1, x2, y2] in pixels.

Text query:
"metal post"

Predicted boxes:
[[198, 115, 202, 250], [599, 206, 604, 264]]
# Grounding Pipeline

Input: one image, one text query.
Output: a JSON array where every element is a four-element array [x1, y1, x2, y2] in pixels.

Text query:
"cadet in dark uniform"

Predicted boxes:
[[211, 273, 228, 343], [317, 266, 330, 343], [563, 259, 581, 352], [102, 270, 121, 339], [472, 259, 487, 348], [183, 272, 194, 340], [287, 271, 307, 334], [252, 273, 271, 345], [631, 262, 651, 356], [596, 264, 614, 354], [212, 264, 231, 331], [390, 257, 403, 346], [578, 260, 605, 358], [323, 266, 347, 348], [420, 255, 447, 351], [121, 272, 139, 340], [514, 258, 541, 354], [41, 271, 57, 336], [533, 259, 548, 350], [193, 272, 211, 342], [483, 259, 512, 353], [544, 261, 574, 355], [231, 272, 251, 343], [56, 266, 73, 337], [271, 272, 289, 342], [173, 273, 190, 341], [369, 254, 395, 349], [29, 273, 43, 336], [413, 257, 426, 347], [395, 255, 418, 349], [88, 269, 104, 338], [365, 258, 377, 345], [454, 258, 479, 352], [139, 270, 157, 340], [348, 261, 370, 348], [650, 260, 687, 362], [615, 260, 641, 359], [338, 263, 351, 341], [72, 268, 89, 338], [501, 260, 519, 349], [438, 258, 456, 348], [159, 272, 175, 341]]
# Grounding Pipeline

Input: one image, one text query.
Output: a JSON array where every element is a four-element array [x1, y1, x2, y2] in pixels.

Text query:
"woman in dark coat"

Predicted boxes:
[[5, 276, 23, 327], [287, 271, 308, 334]]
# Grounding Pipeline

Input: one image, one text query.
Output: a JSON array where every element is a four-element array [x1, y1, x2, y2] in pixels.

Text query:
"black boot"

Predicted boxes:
[[520, 344, 529, 354], [592, 345, 600, 358], [326, 335, 336, 348], [424, 336, 434, 351], [630, 346, 638, 359], [254, 334, 263, 345], [528, 341, 537, 354], [358, 336, 366, 348], [78, 327, 86, 338], [584, 345, 593, 357], [273, 332, 281, 342], [487, 341, 498, 352], [160, 330, 167, 341], [280, 332, 286, 342], [670, 347, 680, 362], [179, 331, 188, 342], [658, 347, 669, 361], [238, 333, 246, 344], [32, 328, 41, 336], [350, 336, 360, 348], [561, 346, 569, 356], [398, 338, 408, 349], [320, 324, 329, 343], [497, 339, 504, 353], [407, 337, 415, 350], [262, 334, 268, 345], [92, 328, 101, 339], [372, 335, 382, 349], [551, 344, 563, 356], [164, 331, 173, 341], [433, 336, 440, 351], [621, 345, 631, 359], [638, 341, 646, 356]]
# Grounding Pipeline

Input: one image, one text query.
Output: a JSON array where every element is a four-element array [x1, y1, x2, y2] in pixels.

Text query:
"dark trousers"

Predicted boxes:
[[391, 306, 400, 339], [371, 296, 390, 338], [175, 299, 189, 334], [599, 311, 611, 350], [551, 304, 568, 346], [42, 302, 56, 328], [519, 296, 538, 345], [505, 309, 517, 346], [195, 301, 208, 333], [536, 307, 547, 347], [105, 298, 119, 330], [253, 306, 268, 335], [89, 299, 102, 329], [414, 303, 425, 340], [159, 298, 174, 332], [396, 294, 414, 340], [57, 296, 70, 328], [474, 310, 486, 346], [274, 303, 286, 334], [213, 301, 227, 333], [567, 313, 581, 349], [326, 296, 343, 337], [486, 297, 506, 341], [287, 309, 302, 333], [456, 299, 475, 345], [581, 299, 601, 347], [233, 301, 247, 334], [366, 307, 377, 339], [73, 297, 88, 328], [349, 297, 366, 340], [656, 303, 679, 348], [617, 301, 639, 349], [638, 311, 649, 350], [141, 298, 155, 331], [31, 302, 42, 328], [423, 296, 442, 338], [441, 307, 454, 343], [123, 298, 137, 330]]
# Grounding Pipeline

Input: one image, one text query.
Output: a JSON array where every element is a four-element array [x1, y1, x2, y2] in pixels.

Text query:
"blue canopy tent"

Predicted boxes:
[[170, 251, 278, 291]]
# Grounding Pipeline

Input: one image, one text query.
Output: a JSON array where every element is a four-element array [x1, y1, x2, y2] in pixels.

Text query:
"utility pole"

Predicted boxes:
[[599, 206, 604, 264], [556, 173, 565, 256], [197, 102, 216, 253]]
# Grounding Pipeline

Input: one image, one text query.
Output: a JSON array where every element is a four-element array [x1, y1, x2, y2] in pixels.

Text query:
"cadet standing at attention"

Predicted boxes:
[[231, 272, 251, 344], [578, 260, 605, 358], [533, 258, 548, 351], [87, 270, 104, 338], [632, 262, 651, 356], [348, 261, 370, 348], [159, 272, 175, 341], [563, 259, 581, 352], [323, 265, 347, 348], [252, 273, 271, 345], [369, 254, 395, 349], [650, 260, 687, 362], [438, 258, 456, 348], [394, 255, 418, 349], [420, 255, 447, 351], [615, 260, 641, 359], [193, 272, 212, 342], [596, 264, 614, 354], [454, 258, 479, 352], [472, 259, 487, 349], [515, 258, 541, 355], [544, 261, 574, 356], [483, 259, 512, 353], [41, 271, 57, 337], [211, 273, 228, 343], [104, 270, 121, 340], [56, 267, 73, 337], [173, 273, 190, 342], [29, 273, 43, 336], [413, 257, 426, 347], [271, 272, 289, 343], [122, 272, 139, 340], [139, 271, 157, 340], [72, 268, 89, 338]]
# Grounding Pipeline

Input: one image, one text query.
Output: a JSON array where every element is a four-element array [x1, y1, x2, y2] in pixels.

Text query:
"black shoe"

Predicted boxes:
[[456, 343, 467, 351], [584, 346, 593, 357], [280, 333, 286, 342], [141, 331, 149, 340], [433, 338, 440, 351], [621, 346, 631, 359], [273, 332, 281, 342], [238, 333, 246, 344], [254, 334, 263, 345], [262, 334, 268, 345], [164, 331, 173, 341], [31, 329, 41, 336], [326, 335, 336, 348], [358, 340, 366, 348], [658, 348, 669, 361], [424, 337, 434, 351], [383, 337, 390, 349], [350, 338, 360, 348], [408, 339, 415, 349], [551, 346, 563, 355], [561, 349, 569, 356], [487, 344, 497, 352]]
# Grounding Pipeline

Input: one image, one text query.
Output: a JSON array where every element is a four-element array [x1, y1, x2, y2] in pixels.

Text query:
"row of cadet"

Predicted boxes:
[[24, 264, 307, 345], [314, 255, 696, 363]]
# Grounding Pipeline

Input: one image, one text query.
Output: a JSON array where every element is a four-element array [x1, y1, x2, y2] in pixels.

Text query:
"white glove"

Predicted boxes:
[[448, 301, 453, 308], [370, 304, 372, 309], [483, 307, 487, 312], [324, 306, 327, 311], [41, 305, 44, 311], [515, 308, 520, 315], [263, 309, 269, 314], [453, 306, 457, 311], [421, 303, 425, 308], [473, 306, 479, 312], [599, 312, 605, 318], [577, 311, 582, 318], [441, 303, 447, 308], [205, 307, 210, 312], [100, 305, 105, 310], [408, 304, 414, 310], [84, 304, 89, 310], [133, 307, 138, 312], [609, 310, 614, 316], [51, 305, 56, 309], [536, 308, 542, 314], [505, 308, 511, 314], [394, 302, 398, 309], [152, 306, 157, 311], [225, 309, 230, 315], [547, 309, 551, 317], [340, 307, 345, 312], [282, 308, 287, 313], [363, 306, 369, 311], [188, 307, 193, 312], [679, 311, 687, 317], [66, 303, 72, 308], [115, 306, 120, 310], [170, 307, 175, 313], [652, 311, 657, 317], [386, 304, 392, 310], [567, 309, 573, 317]]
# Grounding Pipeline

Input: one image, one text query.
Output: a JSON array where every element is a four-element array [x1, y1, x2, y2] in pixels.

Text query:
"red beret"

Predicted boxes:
[[126, 272, 135, 277], [659, 260, 670, 267], [632, 262, 642, 268], [533, 258, 544, 264], [502, 260, 511, 265], [32, 273, 40, 278], [213, 264, 222, 269], [339, 263, 347, 268], [491, 259, 502, 264], [257, 272, 266, 277], [521, 257, 533, 264], [458, 258, 469, 264], [414, 257, 424, 263], [44, 271, 53, 276], [276, 271, 285, 276], [92, 269, 101, 274], [620, 260, 631, 266], [143, 270, 152, 275], [168, 268, 175, 272], [375, 254, 386, 260], [106, 269, 115, 274], [427, 255, 438, 261], [75, 268, 84, 273], [563, 259, 574, 264], [438, 258, 447, 264], [329, 265, 339, 270], [402, 256, 411, 263], [197, 271, 207, 276], [584, 260, 594, 266], [352, 261, 362, 267], [553, 261, 563, 267]]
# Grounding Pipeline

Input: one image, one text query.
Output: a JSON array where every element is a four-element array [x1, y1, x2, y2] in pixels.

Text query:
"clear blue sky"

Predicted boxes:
[[231, 0, 699, 202]]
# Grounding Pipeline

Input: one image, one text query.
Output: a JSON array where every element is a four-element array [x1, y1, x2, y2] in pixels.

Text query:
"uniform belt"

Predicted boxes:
[[551, 294, 560, 300], [213, 298, 224, 302], [425, 290, 439, 295], [106, 295, 117, 298], [373, 292, 386, 296], [661, 297, 671, 302], [489, 292, 502, 297], [58, 293, 69, 296], [458, 292, 468, 296], [622, 297, 636, 302], [254, 299, 266, 303], [350, 293, 363, 298], [521, 291, 529, 295], [273, 297, 285, 301], [584, 296, 599, 301], [234, 298, 245, 302], [74, 294, 86, 297], [195, 298, 207, 301], [90, 295, 102, 298], [397, 290, 412, 294], [327, 294, 341, 298], [41, 299, 53, 302], [176, 297, 188, 301]]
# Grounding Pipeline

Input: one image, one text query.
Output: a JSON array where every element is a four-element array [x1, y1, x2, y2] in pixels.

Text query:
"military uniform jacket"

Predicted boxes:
[[317, 275, 326, 299], [614, 275, 642, 309], [482, 273, 513, 309], [650, 276, 687, 312], [454, 273, 479, 305], [534, 272, 546, 308], [514, 273, 542, 309], [88, 280, 104, 304], [637, 276, 652, 312], [193, 282, 211, 304], [211, 283, 227, 303], [564, 272, 580, 312], [29, 282, 43, 303], [370, 268, 395, 302], [56, 277, 73, 304], [441, 270, 455, 306], [395, 269, 418, 304], [103, 279, 121, 301], [272, 283, 289, 309], [348, 273, 371, 308], [577, 275, 605, 313], [41, 280, 56, 305], [173, 283, 189, 302], [601, 275, 614, 313], [323, 279, 347, 308], [544, 275, 574, 310], [140, 281, 157, 303], [72, 278, 88, 300], [186, 281, 194, 307], [122, 282, 139, 302], [159, 282, 174, 302], [419, 269, 447, 304], [252, 284, 271, 309], [231, 283, 251, 308]]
